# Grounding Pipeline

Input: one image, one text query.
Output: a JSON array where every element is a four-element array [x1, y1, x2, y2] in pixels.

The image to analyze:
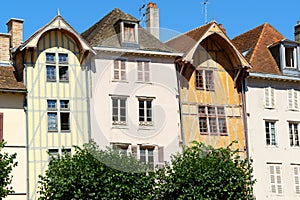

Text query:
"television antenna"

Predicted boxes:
[[139, 0, 147, 26], [203, 0, 209, 23]]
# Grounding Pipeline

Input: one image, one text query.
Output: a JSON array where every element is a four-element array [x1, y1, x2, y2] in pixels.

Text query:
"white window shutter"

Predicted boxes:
[[294, 90, 299, 109], [157, 146, 164, 168], [288, 89, 293, 109], [294, 166, 300, 194], [270, 87, 275, 108], [265, 87, 270, 107], [276, 165, 283, 194]]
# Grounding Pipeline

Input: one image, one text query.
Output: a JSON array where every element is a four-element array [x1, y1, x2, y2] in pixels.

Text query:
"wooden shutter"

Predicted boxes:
[[265, 87, 270, 107], [294, 166, 300, 194], [157, 146, 164, 168], [131, 146, 138, 159], [294, 90, 299, 109], [270, 87, 275, 108], [269, 165, 276, 193], [0, 113, 3, 141], [288, 89, 294, 109], [276, 165, 283, 194]]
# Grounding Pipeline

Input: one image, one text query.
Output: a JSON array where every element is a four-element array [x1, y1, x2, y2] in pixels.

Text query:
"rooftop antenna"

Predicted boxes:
[[57, 8, 61, 16], [139, 0, 147, 26], [203, 0, 209, 23]]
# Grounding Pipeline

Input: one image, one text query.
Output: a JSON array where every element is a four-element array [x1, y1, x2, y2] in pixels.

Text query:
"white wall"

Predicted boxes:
[[90, 52, 181, 164], [246, 77, 300, 199]]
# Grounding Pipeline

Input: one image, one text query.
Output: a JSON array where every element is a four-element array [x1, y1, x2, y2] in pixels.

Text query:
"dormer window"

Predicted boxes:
[[118, 21, 139, 48], [285, 46, 297, 68], [124, 23, 136, 43]]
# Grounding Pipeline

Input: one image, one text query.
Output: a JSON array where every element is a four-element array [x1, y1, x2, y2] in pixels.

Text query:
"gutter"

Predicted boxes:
[[249, 72, 300, 82], [0, 89, 27, 93], [93, 46, 183, 57]]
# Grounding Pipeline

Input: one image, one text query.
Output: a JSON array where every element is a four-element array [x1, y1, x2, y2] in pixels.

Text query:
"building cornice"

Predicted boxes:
[[248, 72, 300, 82]]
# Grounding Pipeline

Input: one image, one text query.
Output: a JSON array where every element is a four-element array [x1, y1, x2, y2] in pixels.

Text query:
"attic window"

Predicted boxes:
[[285, 46, 297, 68], [120, 21, 138, 46]]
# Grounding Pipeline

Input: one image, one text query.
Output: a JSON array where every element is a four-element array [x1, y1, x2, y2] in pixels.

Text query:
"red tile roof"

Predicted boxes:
[[0, 65, 26, 92], [165, 22, 213, 54], [232, 23, 285, 75]]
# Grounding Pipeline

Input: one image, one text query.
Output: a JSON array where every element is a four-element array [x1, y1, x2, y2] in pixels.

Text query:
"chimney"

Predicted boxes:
[[294, 21, 300, 43], [218, 23, 226, 34], [146, 2, 160, 40], [6, 18, 24, 49], [0, 33, 11, 62]]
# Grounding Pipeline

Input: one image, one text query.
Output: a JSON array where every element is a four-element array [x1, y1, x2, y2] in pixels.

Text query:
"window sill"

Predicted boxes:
[[135, 81, 152, 84], [47, 80, 57, 83], [61, 130, 71, 133], [111, 80, 128, 83], [59, 80, 69, 83], [200, 132, 228, 136], [112, 125, 129, 129]]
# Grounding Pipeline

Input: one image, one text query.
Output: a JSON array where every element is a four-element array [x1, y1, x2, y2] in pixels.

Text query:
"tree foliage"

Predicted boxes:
[[0, 140, 18, 198], [38, 141, 255, 200], [38, 142, 155, 200], [154, 141, 255, 200]]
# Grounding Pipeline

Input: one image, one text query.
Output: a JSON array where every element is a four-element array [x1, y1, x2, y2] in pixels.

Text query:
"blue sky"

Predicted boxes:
[[0, 0, 299, 42]]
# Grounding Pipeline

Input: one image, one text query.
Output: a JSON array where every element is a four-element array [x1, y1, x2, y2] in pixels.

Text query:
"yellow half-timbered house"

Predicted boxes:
[[12, 14, 94, 199], [166, 21, 250, 154]]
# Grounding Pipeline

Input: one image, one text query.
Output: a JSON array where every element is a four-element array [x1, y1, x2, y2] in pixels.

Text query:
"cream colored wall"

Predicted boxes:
[[25, 30, 90, 200], [90, 52, 181, 163], [0, 93, 27, 200], [246, 77, 300, 199]]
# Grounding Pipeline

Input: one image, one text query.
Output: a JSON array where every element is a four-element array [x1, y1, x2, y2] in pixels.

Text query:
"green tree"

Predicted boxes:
[[38, 142, 155, 200], [0, 140, 18, 198], [154, 141, 255, 200]]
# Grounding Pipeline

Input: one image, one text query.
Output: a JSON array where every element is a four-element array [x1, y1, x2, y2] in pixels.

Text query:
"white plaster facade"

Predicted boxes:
[[90, 51, 182, 166], [246, 75, 300, 199]]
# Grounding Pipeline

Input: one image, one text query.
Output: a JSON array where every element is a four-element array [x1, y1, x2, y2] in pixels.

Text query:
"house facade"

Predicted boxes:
[[0, 27, 27, 200], [11, 15, 93, 199], [81, 4, 182, 168], [232, 22, 300, 199], [166, 22, 250, 154]]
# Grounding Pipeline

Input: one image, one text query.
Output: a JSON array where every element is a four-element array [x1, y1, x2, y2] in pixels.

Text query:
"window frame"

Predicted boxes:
[[136, 59, 151, 83], [47, 99, 71, 133], [265, 121, 277, 146], [195, 69, 214, 91], [198, 105, 227, 135], [45, 52, 69, 83], [289, 122, 300, 147], [292, 164, 300, 195], [121, 21, 138, 44], [111, 96, 128, 126], [284, 46, 297, 69], [112, 58, 127, 81], [138, 97, 154, 126]]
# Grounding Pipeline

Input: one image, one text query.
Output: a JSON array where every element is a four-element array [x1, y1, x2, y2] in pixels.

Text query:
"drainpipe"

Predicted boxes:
[[85, 53, 92, 142], [175, 58, 185, 148], [23, 61, 29, 200]]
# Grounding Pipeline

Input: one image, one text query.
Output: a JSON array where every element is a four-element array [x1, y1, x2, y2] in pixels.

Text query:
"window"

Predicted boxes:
[[113, 59, 126, 81], [265, 86, 275, 108], [0, 113, 3, 142], [46, 53, 55, 63], [59, 66, 69, 82], [293, 165, 300, 194], [268, 164, 283, 194], [112, 143, 130, 156], [138, 98, 153, 126], [137, 61, 150, 82], [123, 23, 136, 43], [111, 97, 127, 125], [265, 121, 277, 146], [47, 100, 70, 132], [288, 89, 299, 110], [195, 69, 214, 90], [290, 122, 299, 147], [58, 53, 68, 63], [285, 46, 297, 68], [198, 105, 227, 135], [46, 66, 56, 81], [46, 52, 69, 82], [139, 146, 155, 169], [48, 148, 71, 161]]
